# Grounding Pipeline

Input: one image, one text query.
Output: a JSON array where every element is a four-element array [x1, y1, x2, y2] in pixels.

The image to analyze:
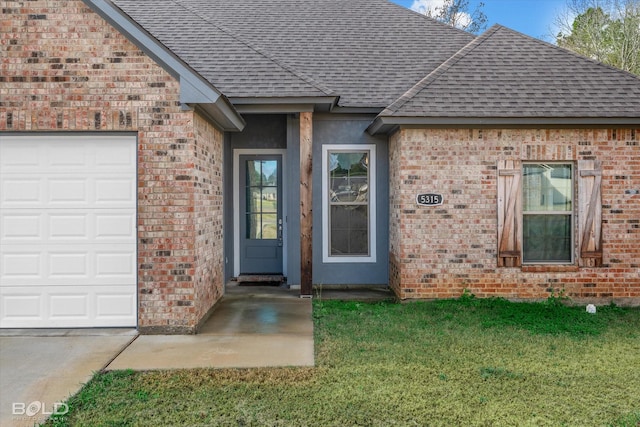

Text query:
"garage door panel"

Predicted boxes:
[[1, 252, 43, 278], [96, 252, 136, 277], [95, 178, 136, 205], [96, 292, 136, 319], [0, 142, 43, 170], [49, 252, 89, 278], [1, 135, 136, 174], [0, 286, 136, 328], [1, 245, 136, 286], [0, 135, 137, 328], [1, 213, 41, 240], [49, 213, 89, 239], [95, 140, 137, 170], [1, 294, 43, 321], [0, 178, 43, 206], [1, 209, 135, 244], [50, 294, 89, 319], [48, 142, 88, 168], [95, 211, 136, 240], [48, 178, 88, 205], [1, 176, 136, 209]]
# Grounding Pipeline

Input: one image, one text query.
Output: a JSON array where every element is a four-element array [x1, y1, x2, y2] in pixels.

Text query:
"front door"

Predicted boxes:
[[239, 155, 283, 274]]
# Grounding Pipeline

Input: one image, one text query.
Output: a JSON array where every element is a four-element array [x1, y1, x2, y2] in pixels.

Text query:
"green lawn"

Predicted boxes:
[[47, 296, 640, 426]]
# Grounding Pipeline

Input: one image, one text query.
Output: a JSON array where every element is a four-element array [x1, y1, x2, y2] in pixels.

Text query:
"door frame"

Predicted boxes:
[[233, 149, 288, 277]]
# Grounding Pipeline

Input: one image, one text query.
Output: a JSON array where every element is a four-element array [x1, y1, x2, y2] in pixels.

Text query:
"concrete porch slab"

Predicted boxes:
[[105, 333, 314, 370], [106, 284, 314, 370]]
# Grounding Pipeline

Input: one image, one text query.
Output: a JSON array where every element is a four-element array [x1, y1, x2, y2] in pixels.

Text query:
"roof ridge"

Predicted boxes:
[[380, 24, 502, 116], [171, 0, 337, 97]]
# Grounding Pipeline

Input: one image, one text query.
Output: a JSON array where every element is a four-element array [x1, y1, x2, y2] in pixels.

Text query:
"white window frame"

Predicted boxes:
[[322, 144, 376, 263], [522, 162, 575, 265]]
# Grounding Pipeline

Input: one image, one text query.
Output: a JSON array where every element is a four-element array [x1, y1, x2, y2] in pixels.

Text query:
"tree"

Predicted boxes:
[[410, 0, 488, 34], [555, 0, 640, 75]]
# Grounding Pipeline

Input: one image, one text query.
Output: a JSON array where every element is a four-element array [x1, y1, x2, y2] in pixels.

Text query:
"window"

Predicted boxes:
[[245, 159, 278, 240], [522, 163, 573, 263], [322, 145, 376, 263], [497, 160, 602, 268]]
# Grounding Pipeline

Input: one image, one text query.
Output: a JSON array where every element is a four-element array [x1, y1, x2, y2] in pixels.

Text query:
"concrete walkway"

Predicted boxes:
[[1, 284, 389, 425], [107, 284, 314, 370]]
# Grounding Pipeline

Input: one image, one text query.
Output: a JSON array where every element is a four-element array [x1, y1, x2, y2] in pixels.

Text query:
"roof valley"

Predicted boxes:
[[381, 25, 498, 116]]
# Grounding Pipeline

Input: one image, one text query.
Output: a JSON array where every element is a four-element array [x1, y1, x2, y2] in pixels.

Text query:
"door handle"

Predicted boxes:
[[278, 218, 283, 246]]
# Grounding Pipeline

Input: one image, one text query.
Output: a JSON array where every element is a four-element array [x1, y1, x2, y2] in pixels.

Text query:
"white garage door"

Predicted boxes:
[[0, 134, 137, 328]]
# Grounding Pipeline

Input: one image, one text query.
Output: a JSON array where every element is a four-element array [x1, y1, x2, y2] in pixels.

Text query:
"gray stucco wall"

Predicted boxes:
[[311, 114, 389, 286], [224, 113, 388, 287], [224, 114, 288, 282]]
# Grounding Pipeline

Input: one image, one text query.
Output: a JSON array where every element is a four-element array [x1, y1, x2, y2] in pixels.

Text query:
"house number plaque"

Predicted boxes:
[[416, 193, 443, 206]]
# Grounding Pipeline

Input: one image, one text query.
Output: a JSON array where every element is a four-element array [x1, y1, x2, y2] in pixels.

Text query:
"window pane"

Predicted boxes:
[[261, 213, 277, 239], [246, 214, 261, 239], [245, 160, 278, 240], [329, 152, 368, 203], [247, 160, 261, 187], [246, 189, 261, 215], [330, 205, 368, 256], [262, 187, 277, 213], [262, 161, 278, 186], [523, 215, 572, 262], [247, 160, 278, 187], [523, 164, 572, 212]]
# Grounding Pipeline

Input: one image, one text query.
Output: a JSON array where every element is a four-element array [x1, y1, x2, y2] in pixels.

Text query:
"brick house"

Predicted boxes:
[[1, 0, 638, 333]]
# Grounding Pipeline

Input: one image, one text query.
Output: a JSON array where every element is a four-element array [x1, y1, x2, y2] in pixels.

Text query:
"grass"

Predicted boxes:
[[46, 296, 640, 426]]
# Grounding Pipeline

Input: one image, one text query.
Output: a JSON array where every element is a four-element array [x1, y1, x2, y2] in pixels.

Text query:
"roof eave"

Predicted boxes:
[[83, 0, 245, 132], [367, 116, 640, 135]]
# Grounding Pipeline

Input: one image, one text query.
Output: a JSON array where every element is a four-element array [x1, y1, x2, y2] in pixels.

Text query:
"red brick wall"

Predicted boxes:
[[1, 0, 226, 332], [192, 114, 225, 323], [389, 128, 640, 305]]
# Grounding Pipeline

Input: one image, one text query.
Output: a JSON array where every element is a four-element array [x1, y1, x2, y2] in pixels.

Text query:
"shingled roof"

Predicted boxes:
[[109, 0, 475, 108], [370, 25, 640, 131]]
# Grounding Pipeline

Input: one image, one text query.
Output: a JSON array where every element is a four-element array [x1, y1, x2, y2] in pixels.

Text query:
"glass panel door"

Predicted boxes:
[[239, 155, 283, 274]]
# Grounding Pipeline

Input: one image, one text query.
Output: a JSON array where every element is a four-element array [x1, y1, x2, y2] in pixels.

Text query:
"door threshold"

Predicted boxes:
[[236, 274, 285, 283]]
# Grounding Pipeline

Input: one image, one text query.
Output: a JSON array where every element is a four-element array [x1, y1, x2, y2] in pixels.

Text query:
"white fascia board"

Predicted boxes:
[[83, 0, 244, 131]]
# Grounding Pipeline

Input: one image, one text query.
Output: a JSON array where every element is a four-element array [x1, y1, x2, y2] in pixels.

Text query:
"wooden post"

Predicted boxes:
[[299, 112, 313, 297]]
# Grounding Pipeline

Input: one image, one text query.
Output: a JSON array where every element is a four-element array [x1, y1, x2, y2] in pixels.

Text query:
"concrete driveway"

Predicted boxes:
[[0, 329, 136, 427]]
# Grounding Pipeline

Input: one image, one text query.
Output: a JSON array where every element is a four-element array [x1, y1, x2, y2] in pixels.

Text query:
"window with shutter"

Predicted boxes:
[[497, 160, 596, 267], [497, 160, 522, 267], [578, 160, 603, 267]]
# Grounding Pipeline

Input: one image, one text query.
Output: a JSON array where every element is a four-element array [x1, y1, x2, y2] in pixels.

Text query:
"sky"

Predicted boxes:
[[391, 0, 567, 41]]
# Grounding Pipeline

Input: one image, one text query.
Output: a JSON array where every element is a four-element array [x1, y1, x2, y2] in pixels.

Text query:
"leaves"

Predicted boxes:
[[412, 0, 488, 34], [556, 0, 640, 75]]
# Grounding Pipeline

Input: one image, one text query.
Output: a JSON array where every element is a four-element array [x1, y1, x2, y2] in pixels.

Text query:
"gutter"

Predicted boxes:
[[367, 116, 640, 135]]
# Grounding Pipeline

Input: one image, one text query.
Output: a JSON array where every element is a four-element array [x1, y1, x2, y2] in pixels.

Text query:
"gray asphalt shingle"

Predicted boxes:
[[109, 2, 639, 117], [381, 25, 640, 118], [110, 0, 474, 108]]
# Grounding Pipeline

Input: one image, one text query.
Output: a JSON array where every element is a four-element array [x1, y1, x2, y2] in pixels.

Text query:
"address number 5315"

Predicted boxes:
[[416, 193, 443, 206]]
